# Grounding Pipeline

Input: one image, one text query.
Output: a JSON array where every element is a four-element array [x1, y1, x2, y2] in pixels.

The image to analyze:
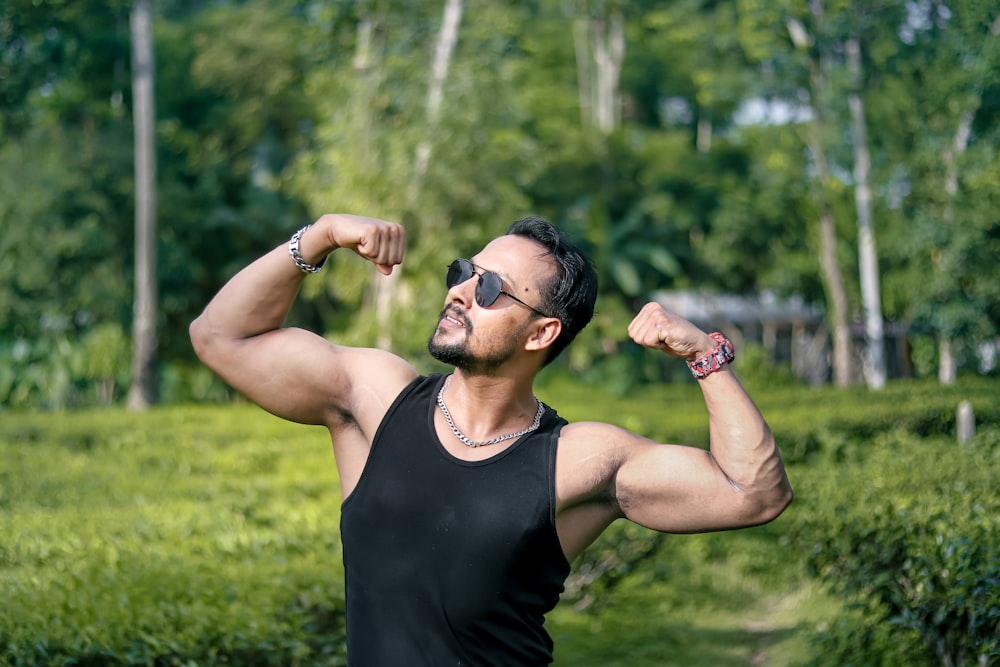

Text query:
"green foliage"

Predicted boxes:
[[0, 406, 346, 666], [732, 342, 800, 391], [3, 379, 999, 665], [4, 0, 1000, 404], [545, 374, 1000, 664], [0, 335, 80, 410], [791, 427, 1000, 666], [80, 322, 131, 405], [757, 377, 1000, 464]]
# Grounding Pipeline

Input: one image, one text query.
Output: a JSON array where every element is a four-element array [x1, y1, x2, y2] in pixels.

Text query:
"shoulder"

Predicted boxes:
[[553, 421, 651, 556], [340, 345, 419, 378], [555, 421, 652, 498], [558, 420, 654, 454], [345, 347, 420, 398], [330, 347, 419, 431]]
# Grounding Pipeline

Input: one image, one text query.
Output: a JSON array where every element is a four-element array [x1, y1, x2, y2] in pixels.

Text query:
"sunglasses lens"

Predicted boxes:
[[477, 272, 502, 308], [446, 259, 473, 288], [446, 259, 504, 309]]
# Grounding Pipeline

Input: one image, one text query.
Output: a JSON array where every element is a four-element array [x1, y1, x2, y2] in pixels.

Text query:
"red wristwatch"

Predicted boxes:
[[686, 332, 735, 379]]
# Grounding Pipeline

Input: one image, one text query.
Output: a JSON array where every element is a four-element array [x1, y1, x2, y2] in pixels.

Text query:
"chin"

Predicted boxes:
[[427, 336, 470, 368]]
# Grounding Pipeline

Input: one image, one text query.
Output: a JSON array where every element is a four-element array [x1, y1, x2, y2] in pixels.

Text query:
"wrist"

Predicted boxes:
[[288, 224, 330, 273], [686, 332, 734, 379]]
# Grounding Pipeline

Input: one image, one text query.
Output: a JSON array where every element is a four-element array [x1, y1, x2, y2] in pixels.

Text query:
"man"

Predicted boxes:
[[190, 213, 792, 666]]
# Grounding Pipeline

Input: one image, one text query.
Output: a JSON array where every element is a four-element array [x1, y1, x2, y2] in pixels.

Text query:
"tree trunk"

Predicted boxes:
[[788, 9, 853, 387], [410, 0, 463, 192], [572, 17, 592, 128], [696, 115, 712, 153], [934, 108, 974, 386], [818, 204, 853, 386], [938, 336, 957, 385], [572, 7, 624, 133], [592, 10, 623, 134], [127, 0, 157, 410], [847, 37, 886, 389]]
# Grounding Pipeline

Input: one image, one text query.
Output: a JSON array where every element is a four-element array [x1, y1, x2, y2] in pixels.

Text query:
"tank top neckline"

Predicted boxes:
[[426, 373, 551, 467]]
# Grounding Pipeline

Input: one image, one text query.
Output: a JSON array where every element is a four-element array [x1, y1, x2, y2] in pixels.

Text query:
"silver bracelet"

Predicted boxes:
[[288, 225, 326, 273]]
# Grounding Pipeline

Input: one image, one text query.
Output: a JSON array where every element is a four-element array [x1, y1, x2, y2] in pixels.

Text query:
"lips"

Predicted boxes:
[[440, 305, 470, 329]]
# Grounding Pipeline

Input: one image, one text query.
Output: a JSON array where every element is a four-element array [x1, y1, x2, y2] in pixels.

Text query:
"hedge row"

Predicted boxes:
[[540, 374, 1000, 464], [1, 407, 347, 667], [3, 378, 998, 665], [788, 426, 1000, 666]]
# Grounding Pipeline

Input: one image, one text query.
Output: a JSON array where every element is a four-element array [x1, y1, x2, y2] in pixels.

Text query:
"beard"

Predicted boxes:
[[427, 307, 529, 375]]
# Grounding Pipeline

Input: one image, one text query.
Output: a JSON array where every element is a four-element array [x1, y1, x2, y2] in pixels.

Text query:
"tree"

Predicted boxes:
[[573, 2, 624, 134], [876, 0, 1000, 381], [920, 4, 999, 383], [0, 0, 137, 406], [3, 0, 998, 405], [846, 33, 886, 389], [127, 0, 157, 409], [786, 4, 855, 386]]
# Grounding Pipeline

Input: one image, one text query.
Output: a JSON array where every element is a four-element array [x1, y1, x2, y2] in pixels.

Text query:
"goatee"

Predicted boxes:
[[427, 307, 528, 375]]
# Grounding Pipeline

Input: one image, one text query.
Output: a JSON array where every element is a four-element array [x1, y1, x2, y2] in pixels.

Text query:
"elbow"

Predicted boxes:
[[771, 484, 794, 520], [753, 432, 793, 524], [188, 313, 214, 363], [750, 483, 793, 526]]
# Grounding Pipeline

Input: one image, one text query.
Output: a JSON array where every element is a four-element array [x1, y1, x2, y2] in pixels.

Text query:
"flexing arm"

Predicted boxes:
[[189, 214, 415, 428], [559, 303, 792, 539], [618, 303, 792, 531]]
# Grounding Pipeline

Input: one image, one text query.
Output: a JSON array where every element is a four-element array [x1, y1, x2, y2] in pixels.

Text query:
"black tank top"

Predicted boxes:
[[340, 374, 571, 666]]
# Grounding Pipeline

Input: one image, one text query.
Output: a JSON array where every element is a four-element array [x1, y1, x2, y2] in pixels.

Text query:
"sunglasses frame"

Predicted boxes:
[[446, 258, 551, 319]]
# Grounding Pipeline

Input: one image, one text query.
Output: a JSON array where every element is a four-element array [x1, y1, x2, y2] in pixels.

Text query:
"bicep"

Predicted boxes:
[[615, 440, 752, 533]]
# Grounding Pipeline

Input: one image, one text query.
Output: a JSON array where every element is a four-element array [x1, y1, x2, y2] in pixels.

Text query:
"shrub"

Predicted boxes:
[[756, 377, 1000, 464], [0, 407, 347, 666], [4, 379, 998, 665], [792, 427, 1000, 666]]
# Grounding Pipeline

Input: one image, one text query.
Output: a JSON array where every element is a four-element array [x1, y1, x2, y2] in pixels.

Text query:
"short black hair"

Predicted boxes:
[[506, 216, 598, 366]]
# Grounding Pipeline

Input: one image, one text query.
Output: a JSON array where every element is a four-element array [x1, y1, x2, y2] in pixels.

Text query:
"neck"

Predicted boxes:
[[441, 370, 539, 440]]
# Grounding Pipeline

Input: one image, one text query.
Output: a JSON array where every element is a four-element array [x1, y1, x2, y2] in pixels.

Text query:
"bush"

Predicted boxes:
[[0, 407, 347, 666], [3, 378, 998, 665], [792, 427, 1000, 666], [756, 377, 1000, 464]]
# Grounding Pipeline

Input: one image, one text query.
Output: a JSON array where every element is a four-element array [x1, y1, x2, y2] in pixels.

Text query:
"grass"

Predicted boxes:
[[2, 375, 997, 665]]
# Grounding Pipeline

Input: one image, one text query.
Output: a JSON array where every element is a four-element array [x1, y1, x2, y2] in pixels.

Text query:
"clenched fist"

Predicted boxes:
[[627, 302, 717, 362], [315, 213, 406, 276]]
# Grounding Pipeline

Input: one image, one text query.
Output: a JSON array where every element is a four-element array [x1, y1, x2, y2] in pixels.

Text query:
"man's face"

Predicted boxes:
[[427, 235, 554, 375]]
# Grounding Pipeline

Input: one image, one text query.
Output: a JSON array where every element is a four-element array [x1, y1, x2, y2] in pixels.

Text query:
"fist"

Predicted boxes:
[[318, 213, 406, 275], [627, 302, 716, 361]]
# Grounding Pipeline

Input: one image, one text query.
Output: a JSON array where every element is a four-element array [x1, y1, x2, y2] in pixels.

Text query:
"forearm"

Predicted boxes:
[[190, 224, 336, 344], [698, 367, 791, 509]]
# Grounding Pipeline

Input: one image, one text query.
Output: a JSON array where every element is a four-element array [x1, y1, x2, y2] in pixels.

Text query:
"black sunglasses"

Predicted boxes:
[[446, 258, 550, 318]]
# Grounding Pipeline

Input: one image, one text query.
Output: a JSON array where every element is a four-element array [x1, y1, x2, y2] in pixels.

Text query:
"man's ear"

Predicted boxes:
[[524, 317, 562, 353]]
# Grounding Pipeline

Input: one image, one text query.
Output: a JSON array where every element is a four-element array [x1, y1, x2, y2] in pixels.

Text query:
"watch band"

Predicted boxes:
[[687, 332, 735, 379]]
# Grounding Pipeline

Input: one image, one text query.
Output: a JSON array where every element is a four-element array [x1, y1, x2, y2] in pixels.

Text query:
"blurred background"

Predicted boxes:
[[2, 0, 997, 410]]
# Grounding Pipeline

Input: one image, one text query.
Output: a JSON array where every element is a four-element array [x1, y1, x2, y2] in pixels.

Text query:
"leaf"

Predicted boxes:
[[609, 258, 642, 297]]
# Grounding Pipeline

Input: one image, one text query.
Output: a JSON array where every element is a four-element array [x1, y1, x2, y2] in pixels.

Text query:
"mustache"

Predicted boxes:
[[439, 304, 471, 328]]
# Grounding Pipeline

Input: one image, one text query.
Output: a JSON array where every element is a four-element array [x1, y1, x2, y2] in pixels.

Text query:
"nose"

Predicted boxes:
[[447, 272, 477, 310]]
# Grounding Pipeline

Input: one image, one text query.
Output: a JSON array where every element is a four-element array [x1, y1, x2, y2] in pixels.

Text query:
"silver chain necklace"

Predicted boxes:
[[436, 376, 544, 448]]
